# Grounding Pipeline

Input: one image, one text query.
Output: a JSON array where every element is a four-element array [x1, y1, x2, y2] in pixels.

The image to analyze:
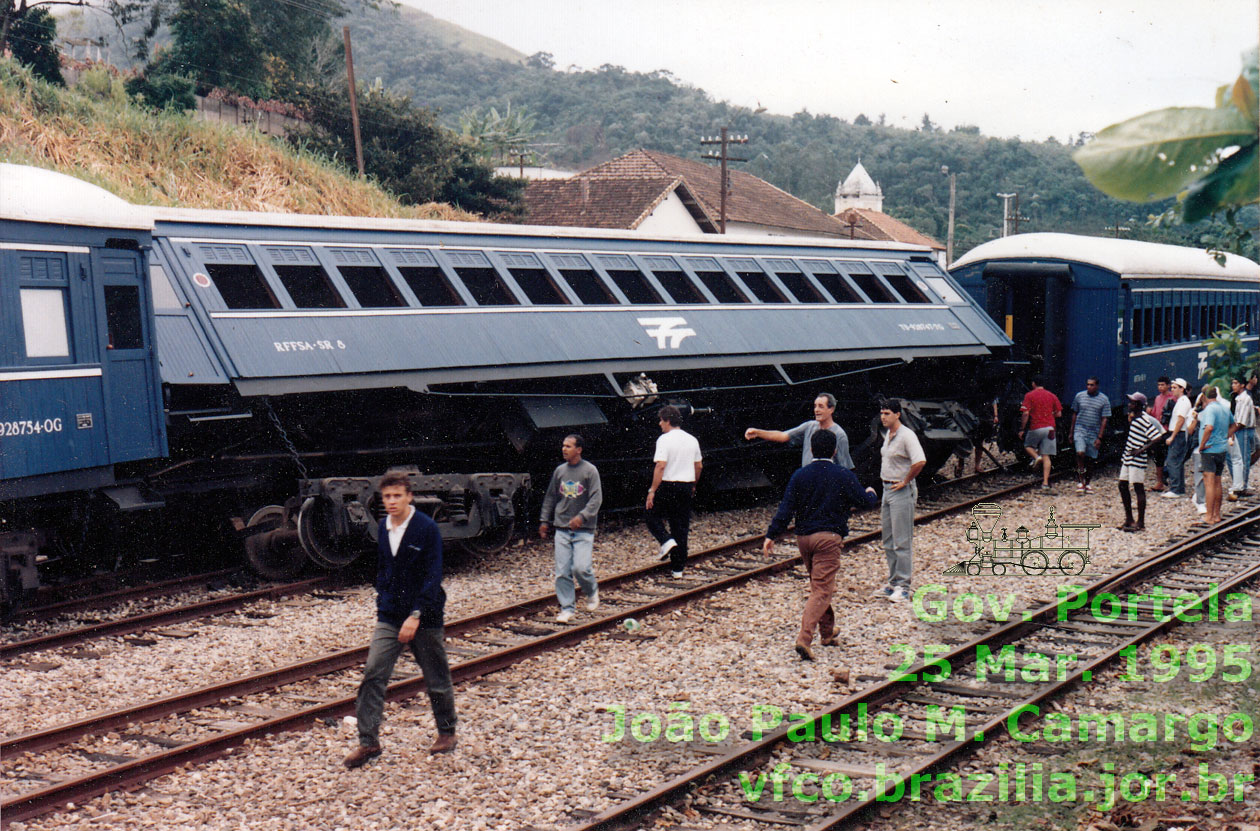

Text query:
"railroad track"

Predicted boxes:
[[569, 504, 1260, 831], [0, 467, 1044, 826]]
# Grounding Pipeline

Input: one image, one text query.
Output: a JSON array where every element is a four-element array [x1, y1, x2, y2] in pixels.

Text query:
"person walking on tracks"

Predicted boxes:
[[1070, 376, 1111, 493], [645, 404, 703, 578], [1019, 375, 1061, 492], [875, 400, 926, 604], [1117, 393, 1164, 533], [539, 434, 603, 624], [763, 429, 877, 661], [345, 470, 456, 768], [743, 392, 854, 468]]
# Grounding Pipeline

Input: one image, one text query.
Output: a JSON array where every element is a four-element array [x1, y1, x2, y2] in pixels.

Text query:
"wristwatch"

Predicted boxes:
[[409, 610, 421, 620]]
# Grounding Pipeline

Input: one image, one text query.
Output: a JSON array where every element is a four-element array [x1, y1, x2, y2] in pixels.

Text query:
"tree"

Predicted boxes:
[[1200, 325, 1259, 391], [458, 101, 537, 164], [1074, 48, 1258, 248], [6, 5, 62, 85], [853, 113, 872, 127], [166, 0, 267, 96]]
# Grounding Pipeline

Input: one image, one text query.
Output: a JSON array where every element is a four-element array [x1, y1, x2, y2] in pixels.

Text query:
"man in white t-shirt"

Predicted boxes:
[[645, 404, 703, 577], [1161, 379, 1193, 498]]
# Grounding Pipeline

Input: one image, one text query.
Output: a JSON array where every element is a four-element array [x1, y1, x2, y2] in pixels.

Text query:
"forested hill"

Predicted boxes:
[[348, 4, 1252, 258]]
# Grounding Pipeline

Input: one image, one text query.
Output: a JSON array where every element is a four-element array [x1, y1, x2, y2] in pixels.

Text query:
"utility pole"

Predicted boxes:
[[996, 192, 1029, 237], [1105, 218, 1132, 238], [343, 26, 365, 177], [941, 166, 957, 267], [700, 127, 749, 233]]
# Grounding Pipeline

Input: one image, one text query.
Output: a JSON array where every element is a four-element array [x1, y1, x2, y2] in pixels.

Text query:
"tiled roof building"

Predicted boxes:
[[523, 149, 851, 239]]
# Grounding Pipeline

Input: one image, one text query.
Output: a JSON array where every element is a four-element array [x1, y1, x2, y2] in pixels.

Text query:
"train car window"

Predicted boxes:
[[776, 271, 826, 303], [338, 266, 406, 308], [809, 271, 862, 303], [273, 265, 347, 309], [455, 267, 519, 305], [559, 269, 618, 304], [734, 269, 790, 303], [922, 277, 964, 303], [605, 269, 665, 304], [397, 266, 465, 306], [104, 285, 144, 349], [883, 273, 932, 303], [1155, 305, 1166, 344], [149, 264, 182, 310], [509, 268, 570, 304], [1182, 304, 1192, 342], [205, 263, 280, 309], [686, 270, 744, 303], [1173, 295, 1183, 342], [1132, 300, 1144, 347], [652, 270, 707, 303], [848, 272, 898, 303], [1143, 306, 1153, 347], [19, 288, 70, 358]]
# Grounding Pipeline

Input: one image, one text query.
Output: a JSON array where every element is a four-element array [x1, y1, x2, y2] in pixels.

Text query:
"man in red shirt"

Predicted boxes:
[[1019, 375, 1063, 491], [1149, 376, 1173, 491]]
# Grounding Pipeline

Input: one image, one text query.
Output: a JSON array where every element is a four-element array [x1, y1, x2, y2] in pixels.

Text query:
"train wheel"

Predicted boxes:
[[455, 521, 516, 557], [297, 496, 364, 569], [243, 506, 306, 580], [1058, 550, 1086, 575], [965, 563, 981, 576], [992, 562, 1008, 576], [1021, 550, 1049, 576]]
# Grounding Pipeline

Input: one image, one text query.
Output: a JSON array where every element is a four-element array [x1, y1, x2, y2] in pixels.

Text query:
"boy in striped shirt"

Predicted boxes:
[[1118, 392, 1165, 532]]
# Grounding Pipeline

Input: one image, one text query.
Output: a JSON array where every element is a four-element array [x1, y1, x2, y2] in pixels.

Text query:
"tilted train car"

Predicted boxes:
[[951, 233, 1260, 410], [1, 164, 1009, 605]]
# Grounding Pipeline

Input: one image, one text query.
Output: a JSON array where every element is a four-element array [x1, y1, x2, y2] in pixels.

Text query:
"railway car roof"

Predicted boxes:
[[952, 232, 1260, 281], [0, 163, 932, 254]]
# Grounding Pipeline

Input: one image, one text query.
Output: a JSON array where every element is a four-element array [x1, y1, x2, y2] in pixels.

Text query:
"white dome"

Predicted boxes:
[[0, 164, 151, 230], [836, 162, 881, 197]]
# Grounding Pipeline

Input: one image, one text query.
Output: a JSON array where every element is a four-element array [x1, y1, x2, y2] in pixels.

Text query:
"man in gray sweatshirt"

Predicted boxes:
[[538, 434, 603, 623]]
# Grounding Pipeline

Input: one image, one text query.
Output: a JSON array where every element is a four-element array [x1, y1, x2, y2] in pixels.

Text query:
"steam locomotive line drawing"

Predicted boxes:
[[946, 503, 1098, 576]]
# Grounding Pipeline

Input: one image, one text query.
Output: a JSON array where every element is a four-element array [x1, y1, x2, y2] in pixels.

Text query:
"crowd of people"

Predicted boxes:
[[1017, 373, 1259, 534]]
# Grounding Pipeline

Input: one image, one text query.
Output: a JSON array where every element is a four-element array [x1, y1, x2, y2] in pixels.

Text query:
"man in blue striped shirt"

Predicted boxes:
[[1071, 376, 1111, 493]]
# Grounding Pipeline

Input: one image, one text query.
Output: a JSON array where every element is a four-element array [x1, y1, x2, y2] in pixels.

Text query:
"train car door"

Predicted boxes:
[[982, 263, 1071, 393], [94, 245, 166, 463]]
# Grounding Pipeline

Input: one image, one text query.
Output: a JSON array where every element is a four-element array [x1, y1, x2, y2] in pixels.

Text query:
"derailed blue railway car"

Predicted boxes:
[[2, 164, 1008, 605], [951, 232, 1260, 409]]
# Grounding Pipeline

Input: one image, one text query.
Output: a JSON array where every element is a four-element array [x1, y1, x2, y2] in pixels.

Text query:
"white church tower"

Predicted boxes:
[[833, 161, 883, 213]]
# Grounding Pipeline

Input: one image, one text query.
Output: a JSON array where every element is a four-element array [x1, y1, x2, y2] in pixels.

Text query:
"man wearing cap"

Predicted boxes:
[[1162, 379, 1193, 498], [1228, 377, 1254, 500], [874, 400, 926, 604], [1070, 376, 1111, 493], [1117, 392, 1164, 532]]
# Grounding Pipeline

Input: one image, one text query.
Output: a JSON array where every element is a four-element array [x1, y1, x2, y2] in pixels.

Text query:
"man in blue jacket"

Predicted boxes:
[[763, 430, 877, 661], [345, 470, 457, 768]]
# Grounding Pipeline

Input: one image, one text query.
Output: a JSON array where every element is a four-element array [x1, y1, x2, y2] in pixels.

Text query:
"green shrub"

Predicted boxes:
[[126, 73, 196, 112]]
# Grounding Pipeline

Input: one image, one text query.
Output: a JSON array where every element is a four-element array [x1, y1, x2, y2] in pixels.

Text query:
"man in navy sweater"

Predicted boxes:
[[345, 470, 457, 768], [763, 430, 877, 661]]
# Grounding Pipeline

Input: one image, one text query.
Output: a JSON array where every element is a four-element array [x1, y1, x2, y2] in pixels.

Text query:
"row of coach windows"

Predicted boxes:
[[1132, 291, 1260, 348], [199, 246, 937, 310]]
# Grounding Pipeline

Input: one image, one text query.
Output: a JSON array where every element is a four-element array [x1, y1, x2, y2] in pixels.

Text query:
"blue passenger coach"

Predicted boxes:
[[951, 233, 1260, 406], [3, 164, 1009, 606]]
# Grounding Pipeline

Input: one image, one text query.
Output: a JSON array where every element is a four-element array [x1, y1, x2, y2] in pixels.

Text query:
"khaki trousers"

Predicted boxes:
[[797, 532, 843, 647]]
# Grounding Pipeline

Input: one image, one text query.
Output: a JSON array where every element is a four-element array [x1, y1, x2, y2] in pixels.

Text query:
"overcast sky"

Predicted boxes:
[[397, 0, 1257, 141]]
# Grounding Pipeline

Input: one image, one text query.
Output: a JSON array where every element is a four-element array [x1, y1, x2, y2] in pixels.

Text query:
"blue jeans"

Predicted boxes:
[[554, 528, 597, 613], [356, 621, 456, 747], [881, 481, 917, 589], [1231, 428, 1254, 492], [1166, 433, 1188, 494]]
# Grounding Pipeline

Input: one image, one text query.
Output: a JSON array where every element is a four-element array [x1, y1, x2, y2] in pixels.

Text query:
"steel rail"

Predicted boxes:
[[19, 568, 243, 622], [0, 576, 334, 660], [570, 504, 1260, 831], [0, 471, 1045, 826]]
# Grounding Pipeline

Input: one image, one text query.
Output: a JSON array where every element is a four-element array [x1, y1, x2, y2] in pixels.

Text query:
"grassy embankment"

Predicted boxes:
[[0, 57, 478, 220]]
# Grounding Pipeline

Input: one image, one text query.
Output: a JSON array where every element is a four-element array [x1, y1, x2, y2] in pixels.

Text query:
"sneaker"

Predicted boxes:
[[1076, 482, 1086, 492], [1040, 484, 1053, 491], [658, 538, 677, 561], [1160, 491, 1182, 499], [555, 610, 574, 624], [870, 585, 893, 598], [671, 571, 684, 579], [1028, 455, 1041, 469], [586, 591, 600, 612], [1084, 484, 1093, 493], [888, 586, 910, 603]]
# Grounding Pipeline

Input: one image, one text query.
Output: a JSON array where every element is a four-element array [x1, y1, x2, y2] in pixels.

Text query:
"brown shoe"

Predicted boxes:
[[343, 745, 381, 768], [1228, 492, 1239, 502], [429, 733, 457, 754], [794, 643, 814, 661], [821, 629, 840, 646]]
